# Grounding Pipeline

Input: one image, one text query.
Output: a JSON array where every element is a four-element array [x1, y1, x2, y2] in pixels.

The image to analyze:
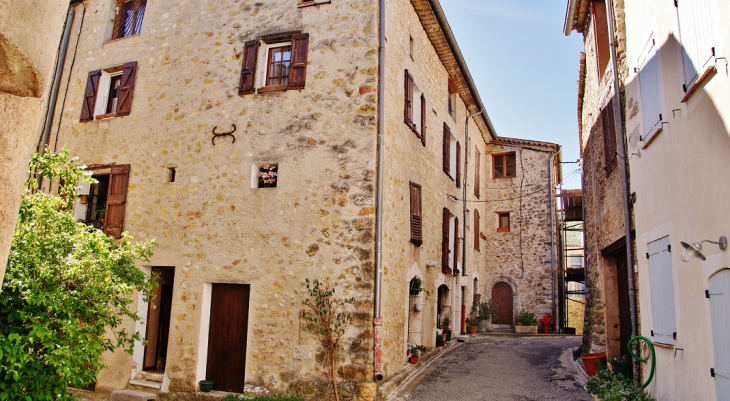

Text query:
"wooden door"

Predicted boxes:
[[492, 282, 513, 326], [709, 269, 730, 400], [206, 284, 250, 393]]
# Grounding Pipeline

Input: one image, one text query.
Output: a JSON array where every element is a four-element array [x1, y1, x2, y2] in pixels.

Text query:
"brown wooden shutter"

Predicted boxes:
[[474, 209, 480, 251], [601, 98, 618, 176], [80, 70, 101, 122], [442, 207, 451, 274], [239, 40, 259, 95], [404, 69, 414, 127], [474, 149, 481, 198], [116, 62, 137, 117], [409, 182, 422, 245], [453, 216, 459, 275], [420, 94, 426, 146], [443, 124, 450, 175], [288, 33, 309, 90], [103, 164, 130, 238], [456, 141, 461, 188]]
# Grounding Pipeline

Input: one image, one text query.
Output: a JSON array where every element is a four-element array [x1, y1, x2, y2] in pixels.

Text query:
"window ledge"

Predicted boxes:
[[298, 0, 331, 8], [410, 239, 423, 247], [681, 65, 717, 103], [641, 127, 663, 150], [493, 176, 516, 180], [95, 113, 116, 120], [103, 34, 140, 46], [257, 85, 287, 94], [497, 228, 509, 232], [653, 342, 674, 349]]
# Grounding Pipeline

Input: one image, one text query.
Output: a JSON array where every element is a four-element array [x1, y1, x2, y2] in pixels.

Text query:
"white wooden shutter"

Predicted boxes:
[[648, 236, 676, 345], [638, 36, 663, 141], [677, 0, 715, 89], [709, 269, 730, 399]]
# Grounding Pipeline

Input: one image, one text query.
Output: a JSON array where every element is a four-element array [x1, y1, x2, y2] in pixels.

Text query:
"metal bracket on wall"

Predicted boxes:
[[212, 124, 237, 145]]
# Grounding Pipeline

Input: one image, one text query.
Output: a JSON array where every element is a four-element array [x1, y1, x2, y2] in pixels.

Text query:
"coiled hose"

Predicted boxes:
[[628, 336, 655, 389]]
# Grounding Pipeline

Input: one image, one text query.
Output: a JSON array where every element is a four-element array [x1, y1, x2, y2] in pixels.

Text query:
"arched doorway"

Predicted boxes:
[[437, 284, 450, 328], [492, 282, 514, 326]]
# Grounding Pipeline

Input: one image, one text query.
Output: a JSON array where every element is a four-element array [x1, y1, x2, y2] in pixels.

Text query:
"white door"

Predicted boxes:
[[709, 269, 730, 400]]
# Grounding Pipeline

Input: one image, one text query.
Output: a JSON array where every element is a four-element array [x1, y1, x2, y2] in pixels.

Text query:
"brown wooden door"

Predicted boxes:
[[206, 284, 250, 393], [492, 282, 513, 326]]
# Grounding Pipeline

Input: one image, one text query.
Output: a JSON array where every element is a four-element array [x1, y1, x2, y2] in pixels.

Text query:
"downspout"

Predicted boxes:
[[372, 0, 386, 382], [605, 0, 639, 380], [548, 150, 557, 332], [41, 6, 75, 155]]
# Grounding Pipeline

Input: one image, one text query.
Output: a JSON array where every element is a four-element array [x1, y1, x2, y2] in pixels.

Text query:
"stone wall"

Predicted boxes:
[[0, 0, 67, 284]]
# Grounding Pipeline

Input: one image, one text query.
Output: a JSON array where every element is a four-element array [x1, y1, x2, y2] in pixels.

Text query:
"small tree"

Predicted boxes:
[[0, 150, 156, 401], [301, 279, 355, 401]]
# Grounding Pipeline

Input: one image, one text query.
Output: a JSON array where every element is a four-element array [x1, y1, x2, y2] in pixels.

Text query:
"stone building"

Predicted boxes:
[[39, 0, 557, 398], [480, 137, 561, 332], [0, 0, 68, 283], [563, 0, 636, 362]]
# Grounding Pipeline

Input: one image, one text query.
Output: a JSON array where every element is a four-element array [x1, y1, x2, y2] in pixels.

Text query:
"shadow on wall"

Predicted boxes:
[[0, 33, 41, 98]]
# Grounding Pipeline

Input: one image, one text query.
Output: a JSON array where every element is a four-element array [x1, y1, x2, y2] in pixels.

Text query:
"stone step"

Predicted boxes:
[[128, 379, 162, 393], [109, 390, 158, 401], [134, 371, 163, 383]]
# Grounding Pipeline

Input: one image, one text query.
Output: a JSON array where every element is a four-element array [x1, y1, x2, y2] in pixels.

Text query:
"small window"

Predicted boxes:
[[447, 78, 458, 120], [409, 182, 422, 246], [497, 213, 510, 232], [73, 164, 130, 238], [492, 153, 516, 179], [474, 148, 481, 198], [239, 33, 309, 95], [80, 62, 138, 122], [409, 36, 414, 60], [404, 69, 426, 143], [442, 124, 458, 185], [442, 208, 458, 275], [167, 167, 176, 183], [112, 0, 146, 40], [252, 163, 279, 188]]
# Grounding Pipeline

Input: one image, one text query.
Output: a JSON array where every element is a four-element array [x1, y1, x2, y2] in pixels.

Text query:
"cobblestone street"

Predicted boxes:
[[395, 335, 592, 401]]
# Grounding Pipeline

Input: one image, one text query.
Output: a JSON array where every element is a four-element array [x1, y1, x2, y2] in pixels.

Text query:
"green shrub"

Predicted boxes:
[[515, 311, 537, 326], [586, 367, 655, 401]]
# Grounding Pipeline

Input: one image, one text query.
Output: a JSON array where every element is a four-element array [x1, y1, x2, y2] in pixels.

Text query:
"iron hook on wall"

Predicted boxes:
[[211, 124, 236, 146]]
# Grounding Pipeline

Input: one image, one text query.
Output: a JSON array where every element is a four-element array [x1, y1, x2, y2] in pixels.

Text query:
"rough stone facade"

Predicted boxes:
[[0, 0, 68, 284], [481, 138, 560, 326]]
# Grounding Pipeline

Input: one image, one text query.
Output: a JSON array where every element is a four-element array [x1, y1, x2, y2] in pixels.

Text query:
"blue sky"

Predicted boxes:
[[440, 0, 585, 188]]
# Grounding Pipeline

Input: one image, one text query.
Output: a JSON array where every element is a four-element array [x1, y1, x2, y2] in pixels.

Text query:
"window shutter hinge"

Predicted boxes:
[[674, 0, 678, 7], [711, 368, 715, 378], [650, 329, 654, 336], [712, 47, 716, 57], [668, 244, 672, 252], [659, 113, 663, 121], [682, 84, 688, 93], [673, 332, 677, 340], [646, 252, 650, 259], [706, 290, 711, 299]]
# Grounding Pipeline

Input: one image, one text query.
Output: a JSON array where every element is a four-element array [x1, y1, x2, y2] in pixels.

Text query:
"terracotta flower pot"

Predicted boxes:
[[580, 352, 607, 377], [409, 355, 419, 364], [467, 325, 478, 334]]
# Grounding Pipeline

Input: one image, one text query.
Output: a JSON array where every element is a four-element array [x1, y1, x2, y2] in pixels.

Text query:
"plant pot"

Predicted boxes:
[[515, 325, 538, 334], [444, 330, 452, 341], [409, 355, 419, 364], [79, 195, 89, 204], [199, 379, 214, 392], [478, 319, 490, 332], [409, 289, 421, 295], [414, 303, 424, 311], [436, 335, 445, 346], [580, 352, 607, 377], [473, 294, 481, 302], [467, 325, 478, 334]]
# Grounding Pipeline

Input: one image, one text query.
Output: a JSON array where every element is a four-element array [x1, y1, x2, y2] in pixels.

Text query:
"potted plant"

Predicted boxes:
[[472, 300, 498, 332], [258, 163, 278, 188], [515, 311, 538, 334], [441, 316, 452, 341], [473, 293, 481, 302], [409, 276, 423, 295], [465, 317, 478, 334], [409, 345, 426, 364], [199, 379, 214, 392], [436, 334, 445, 347]]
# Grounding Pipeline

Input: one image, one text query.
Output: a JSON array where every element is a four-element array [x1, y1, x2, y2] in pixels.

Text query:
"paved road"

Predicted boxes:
[[400, 335, 592, 401]]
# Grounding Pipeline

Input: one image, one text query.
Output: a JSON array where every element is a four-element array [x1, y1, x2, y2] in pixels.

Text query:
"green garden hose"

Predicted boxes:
[[628, 336, 655, 389]]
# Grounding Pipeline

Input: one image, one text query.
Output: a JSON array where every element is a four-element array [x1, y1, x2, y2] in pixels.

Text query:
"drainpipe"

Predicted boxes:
[[605, 0, 639, 380], [372, 0, 386, 382], [547, 150, 558, 332], [41, 6, 75, 155]]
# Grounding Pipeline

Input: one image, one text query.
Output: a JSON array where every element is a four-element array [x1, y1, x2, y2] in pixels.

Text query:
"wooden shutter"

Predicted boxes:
[[648, 236, 676, 345], [455, 141, 461, 188], [442, 208, 451, 274], [708, 269, 730, 398], [288, 33, 309, 90], [420, 94, 426, 146], [103, 165, 130, 238], [639, 37, 662, 141], [453, 216, 459, 275], [676, 0, 715, 89], [409, 183, 422, 245], [443, 124, 450, 175], [116, 62, 137, 117], [474, 209, 480, 251], [80, 70, 101, 122], [404, 70, 414, 127], [601, 99, 618, 176], [239, 40, 259, 95], [474, 149, 481, 198]]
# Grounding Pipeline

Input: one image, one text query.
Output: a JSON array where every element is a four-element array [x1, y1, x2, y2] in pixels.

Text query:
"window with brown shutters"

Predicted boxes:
[[405, 69, 414, 127], [443, 123, 451, 177], [492, 152, 517, 179], [601, 98, 618, 176], [420, 93, 426, 147], [238, 32, 309, 95], [81, 164, 130, 239], [409, 182, 422, 246], [456, 141, 461, 189], [112, 0, 146, 40], [474, 209, 480, 251], [442, 207, 451, 274], [474, 148, 481, 198], [79, 62, 138, 122]]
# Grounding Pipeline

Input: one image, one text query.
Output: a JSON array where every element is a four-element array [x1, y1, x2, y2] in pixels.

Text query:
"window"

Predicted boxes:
[[591, 0, 610, 81], [601, 98, 618, 176], [638, 35, 664, 146], [442, 124, 459, 184], [647, 236, 676, 345], [409, 36, 414, 60], [447, 78, 458, 120], [442, 208, 458, 275], [298, 0, 330, 7], [569, 255, 582, 267], [675, 0, 715, 97], [409, 182, 422, 246], [80, 62, 138, 122], [473, 209, 480, 251], [112, 0, 146, 40], [73, 164, 130, 238], [239, 33, 309, 95], [497, 212, 510, 232], [404, 69, 426, 144], [251, 163, 279, 188], [492, 152, 516, 179], [474, 148, 481, 198]]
